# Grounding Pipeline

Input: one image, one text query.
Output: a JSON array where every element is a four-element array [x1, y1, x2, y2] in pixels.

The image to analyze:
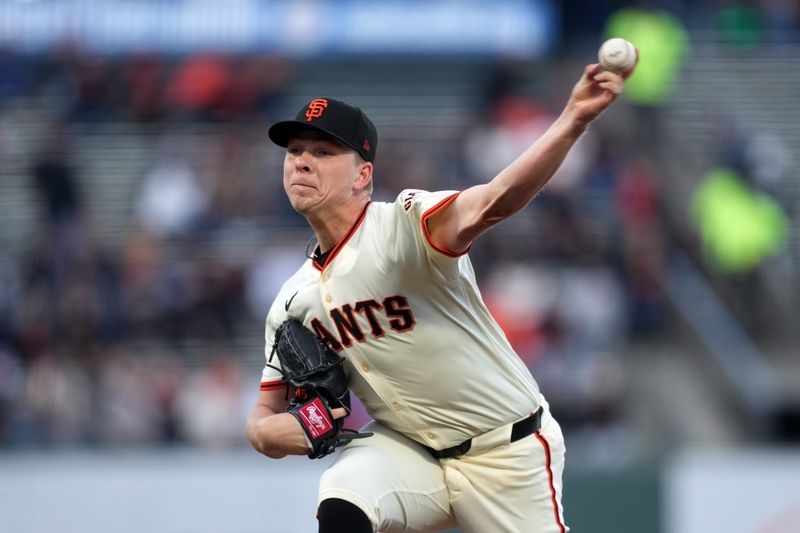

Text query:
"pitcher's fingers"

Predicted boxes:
[[592, 70, 624, 84], [584, 63, 603, 81], [332, 408, 348, 419], [598, 80, 623, 96]]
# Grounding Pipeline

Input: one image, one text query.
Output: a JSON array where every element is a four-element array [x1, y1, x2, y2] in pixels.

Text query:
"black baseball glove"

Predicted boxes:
[[268, 318, 372, 459]]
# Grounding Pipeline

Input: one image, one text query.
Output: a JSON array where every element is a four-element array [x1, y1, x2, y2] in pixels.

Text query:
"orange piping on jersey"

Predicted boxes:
[[259, 380, 286, 392], [534, 431, 566, 533], [420, 192, 471, 258], [313, 201, 372, 272]]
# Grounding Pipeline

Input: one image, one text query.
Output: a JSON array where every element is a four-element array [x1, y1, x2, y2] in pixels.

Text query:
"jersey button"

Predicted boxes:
[[320, 271, 330, 283], [426, 432, 436, 439], [324, 295, 332, 303], [392, 401, 402, 410], [360, 363, 370, 372]]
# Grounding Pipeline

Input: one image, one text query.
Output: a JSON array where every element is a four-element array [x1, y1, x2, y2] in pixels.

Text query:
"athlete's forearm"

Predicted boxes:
[[246, 409, 311, 459], [481, 110, 586, 223], [427, 110, 586, 252], [431, 64, 627, 252], [479, 65, 627, 223]]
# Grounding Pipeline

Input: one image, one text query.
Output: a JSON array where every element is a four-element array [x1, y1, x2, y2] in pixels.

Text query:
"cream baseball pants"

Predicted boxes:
[[318, 404, 568, 533]]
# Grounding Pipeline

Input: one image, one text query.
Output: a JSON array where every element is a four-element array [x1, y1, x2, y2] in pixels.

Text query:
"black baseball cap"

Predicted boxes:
[[268, 97, 378, 163]]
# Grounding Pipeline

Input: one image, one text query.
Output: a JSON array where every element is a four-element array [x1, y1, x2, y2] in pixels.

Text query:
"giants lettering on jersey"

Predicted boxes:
[[310, 295, 416, 352]]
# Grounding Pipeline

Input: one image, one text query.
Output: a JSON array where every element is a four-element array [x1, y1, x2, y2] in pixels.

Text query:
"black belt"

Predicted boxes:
[[426, 407, 543, 459]]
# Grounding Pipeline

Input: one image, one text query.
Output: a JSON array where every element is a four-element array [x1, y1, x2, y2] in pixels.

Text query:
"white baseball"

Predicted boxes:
[[598, 38, 636, 73]]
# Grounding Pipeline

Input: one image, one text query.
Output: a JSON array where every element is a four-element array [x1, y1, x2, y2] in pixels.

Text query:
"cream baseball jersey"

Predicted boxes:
[[260, 189, 542, 450]]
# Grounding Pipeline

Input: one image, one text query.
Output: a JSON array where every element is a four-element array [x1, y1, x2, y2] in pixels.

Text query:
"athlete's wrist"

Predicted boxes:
[[250, 413, 315, 458], [554, 109, 589, 138]]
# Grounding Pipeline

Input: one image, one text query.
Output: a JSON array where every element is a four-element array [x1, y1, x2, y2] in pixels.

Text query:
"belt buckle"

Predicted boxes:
[[433, 438, 472, 459], [450, 439, 472, 458]]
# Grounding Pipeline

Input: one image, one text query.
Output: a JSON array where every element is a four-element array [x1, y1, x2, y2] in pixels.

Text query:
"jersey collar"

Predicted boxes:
[[312, 201, 371, 272]]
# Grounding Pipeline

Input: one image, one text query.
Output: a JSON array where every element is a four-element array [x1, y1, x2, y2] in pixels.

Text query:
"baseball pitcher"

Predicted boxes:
[[247, 60, 635, 533]]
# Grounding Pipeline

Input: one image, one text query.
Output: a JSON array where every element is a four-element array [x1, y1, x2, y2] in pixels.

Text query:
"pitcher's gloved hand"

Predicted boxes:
[[270, 318, 372, 458]]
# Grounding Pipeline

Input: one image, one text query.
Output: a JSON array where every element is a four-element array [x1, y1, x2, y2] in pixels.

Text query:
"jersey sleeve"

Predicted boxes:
[[386, 189, 470, 277], [259, 312, 287, 393]]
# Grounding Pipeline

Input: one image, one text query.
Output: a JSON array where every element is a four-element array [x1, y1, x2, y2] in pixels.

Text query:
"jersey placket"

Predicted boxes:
[[319, 252, 446, 451], [347, 337, 448, 450]]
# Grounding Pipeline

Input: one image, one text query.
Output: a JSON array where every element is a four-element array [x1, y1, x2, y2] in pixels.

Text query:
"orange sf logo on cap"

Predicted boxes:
[[305, 98, 328, 122]]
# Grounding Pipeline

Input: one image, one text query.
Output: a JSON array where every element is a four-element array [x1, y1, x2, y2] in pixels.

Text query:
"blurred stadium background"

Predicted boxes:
[[0, 1, 799, 532]]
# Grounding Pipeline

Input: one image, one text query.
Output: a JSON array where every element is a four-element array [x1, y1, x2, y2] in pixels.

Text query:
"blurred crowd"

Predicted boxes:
[[0, 45, 669, 457], [0, 2, 797, 459], [0, 43, 292, 124]]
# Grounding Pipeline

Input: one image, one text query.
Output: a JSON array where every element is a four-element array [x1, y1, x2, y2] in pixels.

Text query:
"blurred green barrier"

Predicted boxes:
[[604, 8, 689, 105]]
